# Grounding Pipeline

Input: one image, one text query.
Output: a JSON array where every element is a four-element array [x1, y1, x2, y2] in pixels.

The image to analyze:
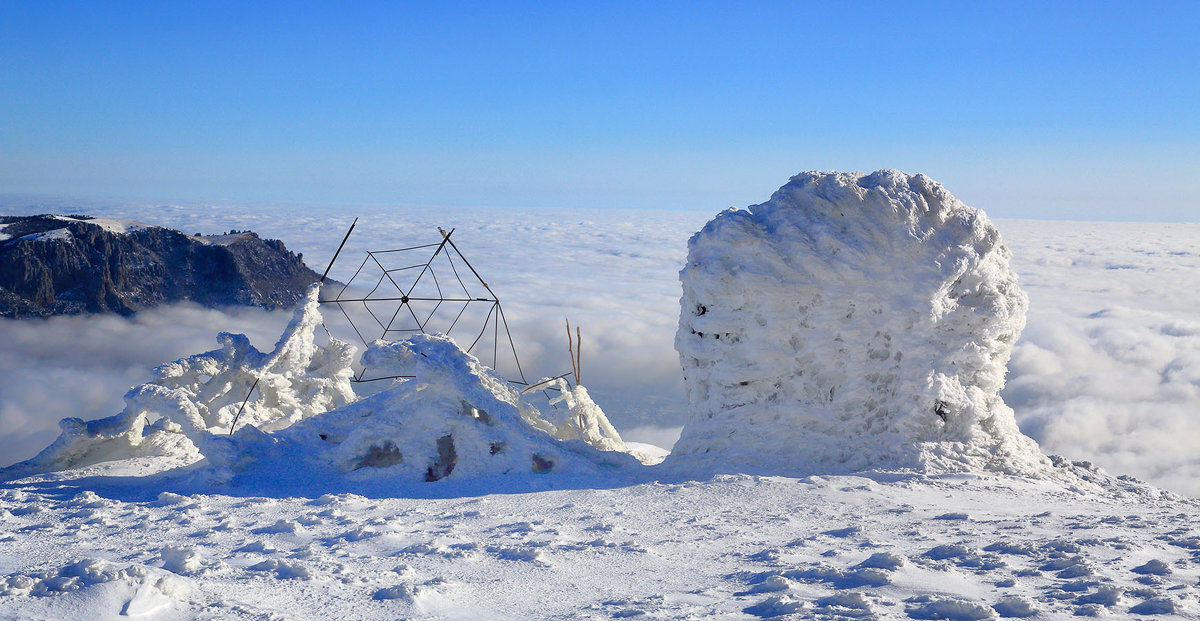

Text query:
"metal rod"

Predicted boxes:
[[351, 375, 416, 383], [422, 299, 444, 328], [405, 228, 454, 298], [320, 218, 358, 283], [228, 376, 261, 435], [384, 264, 428, 273], [321, 296, 495, 304], [497, 302, 526, 383], [443, 236, 495, 296], [519, 372, 573, 393], [337, 302, 370, 348], [445, 300, 471, 336], [369, 242, 440, 254], [467, 303, 496, 353], [443, 245, 472, 297]]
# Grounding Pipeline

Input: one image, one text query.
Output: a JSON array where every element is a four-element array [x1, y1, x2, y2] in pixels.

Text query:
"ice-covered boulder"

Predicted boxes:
[[670, 170, 1050, 475], [3, 283, 356, 477], [202, 334, 637, 484]]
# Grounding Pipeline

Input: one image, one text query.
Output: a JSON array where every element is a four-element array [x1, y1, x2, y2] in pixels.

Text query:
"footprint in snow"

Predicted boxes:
[[487, 545, 549, 565], [245, 559, 314, 580]]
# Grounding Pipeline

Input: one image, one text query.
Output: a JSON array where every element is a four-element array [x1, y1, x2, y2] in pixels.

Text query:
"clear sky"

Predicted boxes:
[[2, 1, 1197, 220]]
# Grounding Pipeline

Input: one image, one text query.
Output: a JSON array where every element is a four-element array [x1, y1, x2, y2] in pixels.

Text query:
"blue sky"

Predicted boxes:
[[2, 1, 1197, 220]]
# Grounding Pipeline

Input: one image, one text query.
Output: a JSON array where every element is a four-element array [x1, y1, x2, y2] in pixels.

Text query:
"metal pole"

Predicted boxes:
[[320, 217, 358, 283]]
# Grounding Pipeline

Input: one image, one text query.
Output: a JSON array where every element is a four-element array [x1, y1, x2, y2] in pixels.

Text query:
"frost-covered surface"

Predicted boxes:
[[60, 215, 149, 235], [0, 214, 150, 242], [17, 227, 74, 243], [2, 464, 1199, 619], [3, 284, 634, 487], [3, 284, 356, 478], [672, 171, 1047, 476], [198, 334, 638, 488], [542, 378, 627, 452]]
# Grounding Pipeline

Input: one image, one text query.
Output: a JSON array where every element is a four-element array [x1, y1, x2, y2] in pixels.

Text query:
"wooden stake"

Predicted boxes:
[[566, 319, 578, 386]]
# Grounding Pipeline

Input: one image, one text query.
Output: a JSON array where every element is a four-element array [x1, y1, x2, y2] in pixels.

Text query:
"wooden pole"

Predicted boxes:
[[566, 318, 578, 387]]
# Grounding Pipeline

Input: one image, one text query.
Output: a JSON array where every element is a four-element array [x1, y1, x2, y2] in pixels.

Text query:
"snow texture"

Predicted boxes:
[[672, 170, 1049, 476], [3, 284, 356, 478], [3, 283, 634, 486], [201, 333, 638, 485]]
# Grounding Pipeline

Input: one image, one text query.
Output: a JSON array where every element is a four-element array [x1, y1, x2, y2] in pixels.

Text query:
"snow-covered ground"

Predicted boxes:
[[2, 460, 1198, 619], [1, 189, 1198, 619]]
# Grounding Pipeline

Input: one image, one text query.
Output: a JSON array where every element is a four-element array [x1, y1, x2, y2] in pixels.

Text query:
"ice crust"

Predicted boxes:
[[670, 170, 1050, 475]]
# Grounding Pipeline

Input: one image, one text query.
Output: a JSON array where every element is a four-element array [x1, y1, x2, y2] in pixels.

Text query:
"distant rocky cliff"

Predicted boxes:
[[0, 214, 323, 318]]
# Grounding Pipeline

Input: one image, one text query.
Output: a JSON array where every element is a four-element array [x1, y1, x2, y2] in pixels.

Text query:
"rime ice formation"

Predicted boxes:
[[4, 284, 357, 477], [544, 379, 627, 453], [202, 334, 636, 483], [4, 284, 634, 483], [670, 170, 1050, 475]]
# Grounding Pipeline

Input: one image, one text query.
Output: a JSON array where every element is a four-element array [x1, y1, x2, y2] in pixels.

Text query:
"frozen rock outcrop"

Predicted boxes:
[[3, 283, 356, 477], [204, 334, 636, 484], [670, 170, 1050, 475]]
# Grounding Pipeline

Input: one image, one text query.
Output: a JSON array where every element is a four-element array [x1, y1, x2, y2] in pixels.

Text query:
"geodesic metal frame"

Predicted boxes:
[[318, 224, 529, 386]]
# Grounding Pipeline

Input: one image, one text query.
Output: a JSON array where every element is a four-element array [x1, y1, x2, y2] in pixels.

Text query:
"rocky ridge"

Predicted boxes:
[[0, 214, 322, 318]]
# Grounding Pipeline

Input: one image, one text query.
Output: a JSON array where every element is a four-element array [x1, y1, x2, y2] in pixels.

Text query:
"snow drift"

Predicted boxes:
[[204, 334, 635, 484], [4, 284, 356, 477], [3, 283, 634, 484], [670, 170, 1050, 475]]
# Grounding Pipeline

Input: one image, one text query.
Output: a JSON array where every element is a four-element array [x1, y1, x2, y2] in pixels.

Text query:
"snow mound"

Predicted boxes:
[[203, 334, 637, 483], [670, 170, 1050, 475], [4, 279, 635, 485], [0, 557, 196, 617], [3, 284, 356, 478]]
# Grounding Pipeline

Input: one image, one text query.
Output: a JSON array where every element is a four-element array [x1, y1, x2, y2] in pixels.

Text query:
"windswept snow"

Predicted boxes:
[[200, 333, 638, 488], [1, 465, 1198, 619], [17, 228, 73, 243], [4, 283, 636, 487], [56, 215, 149, 235], [4, 284, 357, 478], [672, 171, 1048, 476]]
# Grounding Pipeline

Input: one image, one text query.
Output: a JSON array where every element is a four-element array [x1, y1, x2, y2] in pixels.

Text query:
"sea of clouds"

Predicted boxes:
[[1, 196, 1196, 495]]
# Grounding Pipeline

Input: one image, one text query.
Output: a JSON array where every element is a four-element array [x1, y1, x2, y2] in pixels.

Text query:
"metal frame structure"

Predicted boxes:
[[318, 223, 529, 386]]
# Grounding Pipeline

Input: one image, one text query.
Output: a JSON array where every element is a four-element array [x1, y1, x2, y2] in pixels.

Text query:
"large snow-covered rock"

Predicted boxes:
[[670, 170, 1050, 475]]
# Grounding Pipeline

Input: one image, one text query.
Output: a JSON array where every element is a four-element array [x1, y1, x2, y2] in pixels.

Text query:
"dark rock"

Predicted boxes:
[[0, 214, 323, 317]]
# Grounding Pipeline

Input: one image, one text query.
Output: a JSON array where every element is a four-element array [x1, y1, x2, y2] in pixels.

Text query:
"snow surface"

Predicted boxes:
[[6, 284, 635, 487], [672, 171, 1047, 476], [3, 285, 356, 479], [56, 215, 149, 235], [16, 228, 73, 243], [2, 462, 1198, 618], [1, 180, 1199, 618]]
